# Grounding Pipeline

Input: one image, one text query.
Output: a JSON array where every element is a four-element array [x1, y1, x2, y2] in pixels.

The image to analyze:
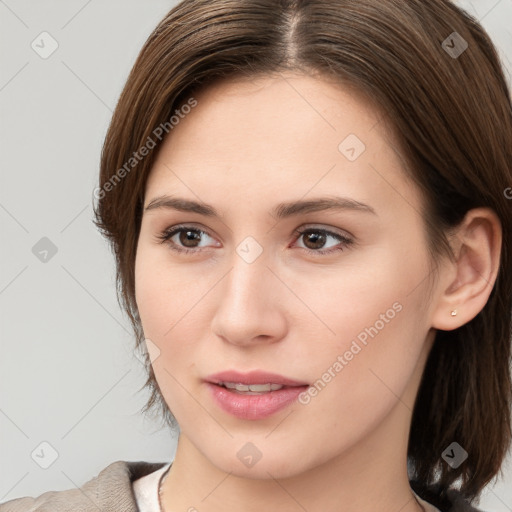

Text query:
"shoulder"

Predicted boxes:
[[0, 460, 168, 512]]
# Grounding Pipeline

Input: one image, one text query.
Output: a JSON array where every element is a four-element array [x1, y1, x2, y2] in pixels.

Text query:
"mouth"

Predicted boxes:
[[205, 369, 309, 387], [204, 370, 309, 419]]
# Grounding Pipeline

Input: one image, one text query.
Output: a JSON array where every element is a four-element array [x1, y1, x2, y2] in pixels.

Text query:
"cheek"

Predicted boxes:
[[289, 297, 428, 464], [135, 242, 197, 339], [288, 238, 428, 349], [134, 246, 209, 400], [135, 251, 200, 416], [293, 237, 431, 409], [310, 307, 426, 448], [134, 268, 167, 340]]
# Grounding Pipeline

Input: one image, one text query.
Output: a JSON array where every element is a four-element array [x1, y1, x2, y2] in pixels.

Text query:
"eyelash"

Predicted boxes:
[[155, 224, 354, 256]]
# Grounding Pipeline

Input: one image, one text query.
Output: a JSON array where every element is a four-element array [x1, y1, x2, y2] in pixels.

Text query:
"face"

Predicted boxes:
[[135, 72, 439, 479]]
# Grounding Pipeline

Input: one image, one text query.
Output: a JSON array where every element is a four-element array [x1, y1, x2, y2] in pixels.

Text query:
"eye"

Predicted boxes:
[[155, 224, 353, 255], [291, 227, 353, 255], [155, 224, 218, 254]]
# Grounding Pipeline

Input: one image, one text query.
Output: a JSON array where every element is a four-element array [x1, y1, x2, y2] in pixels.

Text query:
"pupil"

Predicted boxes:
[[305, 232, 325, 249], [180, 230, 200, 247]]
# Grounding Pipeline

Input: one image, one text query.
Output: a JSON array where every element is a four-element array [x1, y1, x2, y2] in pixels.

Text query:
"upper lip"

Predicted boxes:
[[205, 370, 309, 387]]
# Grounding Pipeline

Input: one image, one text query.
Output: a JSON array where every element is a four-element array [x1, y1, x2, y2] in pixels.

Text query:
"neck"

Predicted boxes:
[[160, 401, 424, 512]]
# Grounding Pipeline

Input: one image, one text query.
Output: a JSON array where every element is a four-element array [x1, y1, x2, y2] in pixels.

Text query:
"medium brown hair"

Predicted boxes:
[[93, 0, 512, 505]]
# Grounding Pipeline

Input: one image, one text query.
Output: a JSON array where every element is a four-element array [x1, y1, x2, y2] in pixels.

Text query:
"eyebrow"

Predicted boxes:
[[144, 195, 377, 219]]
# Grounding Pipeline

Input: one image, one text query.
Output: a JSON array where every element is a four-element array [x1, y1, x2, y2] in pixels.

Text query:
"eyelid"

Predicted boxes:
[[292, 224, 354, 240]]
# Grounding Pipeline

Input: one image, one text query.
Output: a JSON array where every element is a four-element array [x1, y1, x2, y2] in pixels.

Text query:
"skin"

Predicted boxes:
[[134, 72, 502, 512]]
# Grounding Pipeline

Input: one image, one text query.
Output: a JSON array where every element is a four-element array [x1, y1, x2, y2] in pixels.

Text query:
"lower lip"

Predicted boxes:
[[205, 382, 308, 420]]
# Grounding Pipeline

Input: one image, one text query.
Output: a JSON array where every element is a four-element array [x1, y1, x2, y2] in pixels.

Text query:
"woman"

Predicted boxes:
[[2, 0, 511, 511]]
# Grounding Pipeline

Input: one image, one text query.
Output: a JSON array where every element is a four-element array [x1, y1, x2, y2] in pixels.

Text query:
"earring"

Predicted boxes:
[[450, 309, 457, 316]]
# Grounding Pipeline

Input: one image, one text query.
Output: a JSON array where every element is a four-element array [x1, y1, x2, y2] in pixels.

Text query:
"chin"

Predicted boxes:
[[205, 444, 310, 481]]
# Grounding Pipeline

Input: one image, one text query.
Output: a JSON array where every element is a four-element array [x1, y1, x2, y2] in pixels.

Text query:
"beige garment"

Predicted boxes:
[[0, 460, 166, 512]]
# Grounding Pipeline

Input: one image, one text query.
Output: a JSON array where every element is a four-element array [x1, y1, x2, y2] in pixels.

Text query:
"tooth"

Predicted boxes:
[[220, 382, 284, 392], [246, 384, 269, 392], [222, 382, 250, 391]]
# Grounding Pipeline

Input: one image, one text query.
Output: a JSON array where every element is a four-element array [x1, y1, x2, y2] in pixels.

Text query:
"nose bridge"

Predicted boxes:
[[221, 225, 272, 299], [211, 239, 285, 344], [222, 243, 271, 314]]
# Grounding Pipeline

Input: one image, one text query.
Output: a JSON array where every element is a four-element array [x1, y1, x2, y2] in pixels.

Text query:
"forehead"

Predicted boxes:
[[145, 73, 422, 218], [166, 72, 382, 156]]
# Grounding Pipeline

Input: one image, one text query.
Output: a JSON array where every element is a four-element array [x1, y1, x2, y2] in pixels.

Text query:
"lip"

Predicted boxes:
[[205, 370, 309, 387], [204, 370, 309, 420]]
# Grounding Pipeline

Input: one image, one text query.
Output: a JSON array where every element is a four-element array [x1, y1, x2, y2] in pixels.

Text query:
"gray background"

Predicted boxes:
[[0, 0, 511, 509]]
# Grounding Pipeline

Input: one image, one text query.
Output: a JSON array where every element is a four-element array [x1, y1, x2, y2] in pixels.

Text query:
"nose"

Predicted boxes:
[[210, 252, 288, 348]]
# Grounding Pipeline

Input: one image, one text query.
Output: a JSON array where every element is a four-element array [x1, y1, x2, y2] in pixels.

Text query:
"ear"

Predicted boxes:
[[431, 207, 502, 331]]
